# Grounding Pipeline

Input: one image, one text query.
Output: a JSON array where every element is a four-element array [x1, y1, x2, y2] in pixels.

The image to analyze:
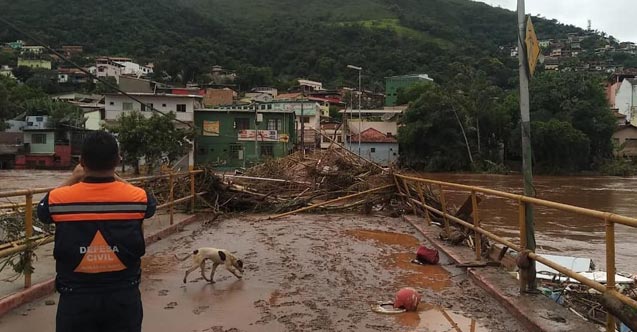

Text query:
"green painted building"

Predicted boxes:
[[384, 74, 434, 106], [194, 104, 296, 168]]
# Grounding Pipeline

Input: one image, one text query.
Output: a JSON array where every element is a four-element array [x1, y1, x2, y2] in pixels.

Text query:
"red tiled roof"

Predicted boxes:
[[350, 128, 397, 143]]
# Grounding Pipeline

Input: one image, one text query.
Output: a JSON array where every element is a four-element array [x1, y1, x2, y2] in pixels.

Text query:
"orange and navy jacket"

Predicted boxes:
[[37, 176, 156, 293]]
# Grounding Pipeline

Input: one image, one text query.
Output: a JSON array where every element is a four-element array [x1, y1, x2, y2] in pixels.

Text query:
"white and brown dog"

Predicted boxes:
[[177, 248, 244, 283]]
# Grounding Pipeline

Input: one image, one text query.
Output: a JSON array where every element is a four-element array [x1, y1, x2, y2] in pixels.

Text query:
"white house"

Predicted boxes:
[[0, 65, 15, 79], [298, 79, 323, 92], [95, 57, 125, 82], [615, 78, 637, 123], [339, 108, 404, 136], [104, 92, 203, 123], [114, 60, 153, 78], [21, 45, 45, 54]]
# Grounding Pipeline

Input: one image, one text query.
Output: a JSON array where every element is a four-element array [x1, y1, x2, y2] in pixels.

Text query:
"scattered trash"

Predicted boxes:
[[416, 245, 439, 265], [528, 254, 637, 329], [394, 287, 421, 311], [370, 301, 406, 314], [44, 299, 56, 306]]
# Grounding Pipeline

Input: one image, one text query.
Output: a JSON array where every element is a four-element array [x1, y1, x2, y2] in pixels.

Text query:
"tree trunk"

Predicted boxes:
[[451, 106, 474, 165]]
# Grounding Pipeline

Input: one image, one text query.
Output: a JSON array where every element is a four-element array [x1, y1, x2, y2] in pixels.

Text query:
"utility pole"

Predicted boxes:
[[517, 0, 537, 292], [254, 103, 259, 162], [347, 65, 363, 156], [300, 99, 305, 157]]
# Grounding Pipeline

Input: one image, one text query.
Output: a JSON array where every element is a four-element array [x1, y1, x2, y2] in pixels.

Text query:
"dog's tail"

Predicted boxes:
[[174, 250, 198, 262]]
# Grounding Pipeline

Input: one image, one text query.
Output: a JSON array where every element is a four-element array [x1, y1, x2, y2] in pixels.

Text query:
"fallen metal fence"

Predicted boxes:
[[394, 173, 637, 331], [0, 170, 204, 289]]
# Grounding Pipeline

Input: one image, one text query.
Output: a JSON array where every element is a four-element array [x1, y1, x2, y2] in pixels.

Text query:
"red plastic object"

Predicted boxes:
[[416, 245, 439, 265], [393, 287, 421, 311]]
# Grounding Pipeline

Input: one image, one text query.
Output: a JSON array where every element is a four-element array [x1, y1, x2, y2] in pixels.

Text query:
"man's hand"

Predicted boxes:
[[60, 164, 85, 187]]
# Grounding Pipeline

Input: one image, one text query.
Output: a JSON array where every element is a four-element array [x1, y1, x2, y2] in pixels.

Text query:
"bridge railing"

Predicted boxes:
[[0, 170, 204, 290], [394, 173, 637, 331]]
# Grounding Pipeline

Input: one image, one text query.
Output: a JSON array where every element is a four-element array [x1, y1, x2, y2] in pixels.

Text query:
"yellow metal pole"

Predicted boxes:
[[24, 193, 33, 289], [402, 179, 418, 216], [438, 184, 450, 234], [471, 191, 481, 260], [190, 171, 196, 214], [169, 172, 174, 225], [606, 216, 616, 332], [518, 200, 527, 293], [518, 200, 527, 250], [393, 174, 404, 196], [415, 184, 431, 226]]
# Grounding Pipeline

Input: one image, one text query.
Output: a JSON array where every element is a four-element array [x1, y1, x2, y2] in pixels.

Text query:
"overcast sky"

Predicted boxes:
[[478, 0, 636, 42]]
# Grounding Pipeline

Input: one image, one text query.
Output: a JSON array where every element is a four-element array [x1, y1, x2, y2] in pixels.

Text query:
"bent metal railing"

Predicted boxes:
[[0, 170, 204, 290], [394, 174, 637, 331]]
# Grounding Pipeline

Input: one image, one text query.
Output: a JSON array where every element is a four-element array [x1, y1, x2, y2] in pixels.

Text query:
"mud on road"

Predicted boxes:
[[140, 213, 525, 332], [0, 213, 527, 332]]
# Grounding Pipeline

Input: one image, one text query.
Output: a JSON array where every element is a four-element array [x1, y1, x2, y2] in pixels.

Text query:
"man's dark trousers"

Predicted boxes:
[[56, 287, 142, 332]]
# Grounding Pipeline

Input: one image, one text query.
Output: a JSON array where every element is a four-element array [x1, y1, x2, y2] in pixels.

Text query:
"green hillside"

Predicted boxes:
[[0, 0, 584, 88]]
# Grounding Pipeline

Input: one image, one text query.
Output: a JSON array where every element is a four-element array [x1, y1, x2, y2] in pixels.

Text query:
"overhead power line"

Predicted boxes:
[[0, 16, 194, 127]]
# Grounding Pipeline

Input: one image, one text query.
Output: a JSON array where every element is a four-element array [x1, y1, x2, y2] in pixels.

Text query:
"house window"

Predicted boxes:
[[267, 119, 282, 131], [98, 67, 105, 72], [235, 118, 250, 130], [109, 101, 114, 106], [370, 148, 376, 153], [141, 103, 153, 112], [123, 102, 133, 111], [36, 116, 43, 122], [230, 144, 243, 159], [32, 134, 47, 144], [177, 104, 187, 112], [302, 117, 310, 123], [260, 144, 274, 157], [162, 104, 167, 107]]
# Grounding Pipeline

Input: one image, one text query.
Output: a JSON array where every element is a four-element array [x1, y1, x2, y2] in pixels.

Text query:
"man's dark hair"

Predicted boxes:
[[81, 131, 119, 171]]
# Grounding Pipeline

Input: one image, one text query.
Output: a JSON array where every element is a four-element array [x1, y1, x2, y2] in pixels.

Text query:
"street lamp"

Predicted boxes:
[[347, 64, 362, 156]]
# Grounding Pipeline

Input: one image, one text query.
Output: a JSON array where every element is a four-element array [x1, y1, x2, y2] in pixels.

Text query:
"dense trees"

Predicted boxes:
[[108, 112, 195, 174], [399, 71, 616, 173]]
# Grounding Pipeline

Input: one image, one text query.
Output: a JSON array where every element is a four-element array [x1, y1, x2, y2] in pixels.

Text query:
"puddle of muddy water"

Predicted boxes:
[[392, 303, 487, 332], [386, 253, 451, 291], [346, 229, 452, 291], [345, 229, 421, 248]]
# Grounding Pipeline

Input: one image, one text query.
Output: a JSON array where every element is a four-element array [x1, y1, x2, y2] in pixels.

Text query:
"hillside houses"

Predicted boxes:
[[510, 31, 637, 74]]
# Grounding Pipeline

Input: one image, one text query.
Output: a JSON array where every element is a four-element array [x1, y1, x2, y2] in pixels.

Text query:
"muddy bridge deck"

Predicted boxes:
[[0, 213, 527, 332]]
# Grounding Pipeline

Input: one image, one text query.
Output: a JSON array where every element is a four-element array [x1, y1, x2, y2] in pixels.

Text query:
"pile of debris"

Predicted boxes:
[[200, 149, 396, 216]]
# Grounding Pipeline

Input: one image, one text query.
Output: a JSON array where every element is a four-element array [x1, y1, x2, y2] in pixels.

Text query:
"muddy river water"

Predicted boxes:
[[417, 173, 637, 273]]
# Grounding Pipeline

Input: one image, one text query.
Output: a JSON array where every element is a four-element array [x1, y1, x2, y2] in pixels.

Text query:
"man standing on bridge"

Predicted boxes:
[[37, 131, 156, 332]]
